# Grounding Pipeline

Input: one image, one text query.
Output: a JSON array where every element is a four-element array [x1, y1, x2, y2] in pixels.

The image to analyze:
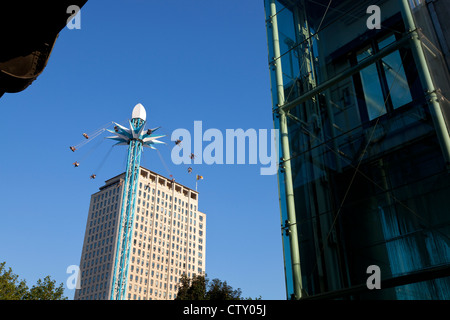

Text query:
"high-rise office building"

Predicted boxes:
[[265, 0, 450, 299], [74, 167, 206, 300]]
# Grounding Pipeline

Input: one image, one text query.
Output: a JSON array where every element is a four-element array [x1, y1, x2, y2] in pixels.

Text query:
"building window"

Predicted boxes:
[[352, 32, 419, 122]]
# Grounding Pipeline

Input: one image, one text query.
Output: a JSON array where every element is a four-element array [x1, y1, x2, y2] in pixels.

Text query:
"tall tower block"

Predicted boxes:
[[74, 168, 206, 300]]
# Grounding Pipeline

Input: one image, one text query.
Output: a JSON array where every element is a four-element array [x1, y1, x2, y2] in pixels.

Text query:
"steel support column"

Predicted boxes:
[[399, 0, 450, 169], [269, 0, 303, 300], [110, 118, 144, 300]]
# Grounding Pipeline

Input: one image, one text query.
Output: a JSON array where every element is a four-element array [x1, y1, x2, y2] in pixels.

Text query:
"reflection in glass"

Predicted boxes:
[[381, 51, 413, 109], [378, 34, 396, 50], [358, 48, 387, 120]]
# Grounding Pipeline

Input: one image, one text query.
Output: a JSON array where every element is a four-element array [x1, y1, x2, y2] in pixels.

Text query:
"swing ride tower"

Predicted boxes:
[[106, 103, 164, 300]]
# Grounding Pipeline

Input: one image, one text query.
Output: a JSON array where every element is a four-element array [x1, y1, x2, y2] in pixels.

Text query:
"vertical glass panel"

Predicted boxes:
[[381, 51, 413, 109], [358, 47, 387, 120]]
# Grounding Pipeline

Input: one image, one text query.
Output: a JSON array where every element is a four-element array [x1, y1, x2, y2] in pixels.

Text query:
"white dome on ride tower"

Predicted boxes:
[[132, 103, 146, 121]]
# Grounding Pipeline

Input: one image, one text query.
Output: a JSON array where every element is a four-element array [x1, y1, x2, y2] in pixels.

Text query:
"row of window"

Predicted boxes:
[[92, 186, 119, 204], [91, 202, 118, 221], [138, 181, 196, 207], [128, 289, 173, 300], [92, 179, 200, 214], [78, 287, 108, 300], [137, 189, 197, 210], [77, 264, 203, 301], [353, 33, 416, 122]]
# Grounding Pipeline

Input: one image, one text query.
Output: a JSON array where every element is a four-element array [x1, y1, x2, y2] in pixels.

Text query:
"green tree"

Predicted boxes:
[[206, 278, 242, 300], [0, 262, 28, 300], [0, 262, 67, 300], [175, 274, 259, 300], [24, 276, 66, 300], [177, 274, 207, 300]]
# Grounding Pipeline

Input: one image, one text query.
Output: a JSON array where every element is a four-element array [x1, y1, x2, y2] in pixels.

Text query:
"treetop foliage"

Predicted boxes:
[[175, 274, 261, 300], [0, 261, 66, 300]]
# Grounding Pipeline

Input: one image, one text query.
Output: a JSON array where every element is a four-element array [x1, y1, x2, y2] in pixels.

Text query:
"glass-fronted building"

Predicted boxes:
[[264, 0, 450, 299]]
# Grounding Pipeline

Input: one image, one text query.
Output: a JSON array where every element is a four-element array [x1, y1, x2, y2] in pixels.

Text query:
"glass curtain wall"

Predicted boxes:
[[265, 0, 450, 299]]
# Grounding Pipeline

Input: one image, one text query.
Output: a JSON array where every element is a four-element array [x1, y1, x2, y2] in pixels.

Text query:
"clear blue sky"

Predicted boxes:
[[0, 0, 286, 300]]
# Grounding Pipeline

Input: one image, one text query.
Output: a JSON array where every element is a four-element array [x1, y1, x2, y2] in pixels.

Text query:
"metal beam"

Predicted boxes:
[[279, 35, 410, 113], [300, 264, 450, 300], [110, 118, 144, 300], [399, 0, 450, 169], [269, 0, 303, 300]]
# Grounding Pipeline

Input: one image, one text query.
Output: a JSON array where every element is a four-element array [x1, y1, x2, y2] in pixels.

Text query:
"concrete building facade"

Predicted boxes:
[[74, 167, 206, 300]]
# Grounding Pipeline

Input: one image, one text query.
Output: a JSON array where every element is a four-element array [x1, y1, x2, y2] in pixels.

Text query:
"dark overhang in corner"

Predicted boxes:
[[0, 1, 88, 99]]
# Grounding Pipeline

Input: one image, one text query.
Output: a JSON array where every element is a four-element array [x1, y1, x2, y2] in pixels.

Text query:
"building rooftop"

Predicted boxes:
[[99, 166, 199, 197]]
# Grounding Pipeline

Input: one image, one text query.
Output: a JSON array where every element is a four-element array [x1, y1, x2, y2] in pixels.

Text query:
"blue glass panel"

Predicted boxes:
[[358, 48, 387, 120], [381, 51, 413, 109]]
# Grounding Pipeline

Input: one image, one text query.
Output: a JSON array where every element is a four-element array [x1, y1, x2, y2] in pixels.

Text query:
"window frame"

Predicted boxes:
[[350, 24, 424, 124]]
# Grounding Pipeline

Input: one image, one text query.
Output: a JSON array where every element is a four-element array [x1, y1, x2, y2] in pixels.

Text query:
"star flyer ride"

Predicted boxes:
[[106, 103, 164, 300]]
